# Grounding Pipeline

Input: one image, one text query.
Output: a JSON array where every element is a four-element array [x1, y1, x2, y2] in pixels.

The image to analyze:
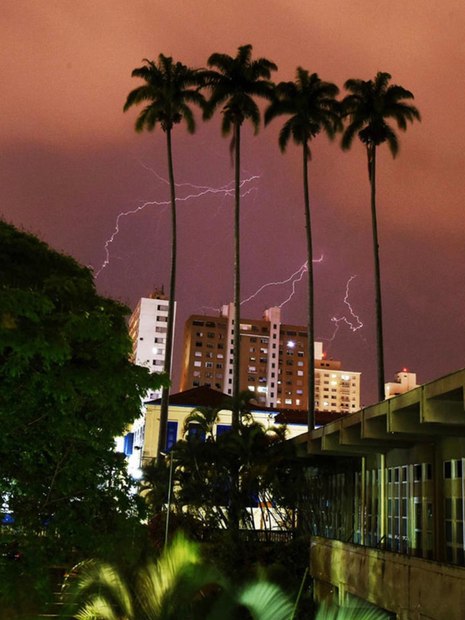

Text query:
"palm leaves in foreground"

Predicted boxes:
[[62, 533, 292, 620], [315, 601, 389, 620]]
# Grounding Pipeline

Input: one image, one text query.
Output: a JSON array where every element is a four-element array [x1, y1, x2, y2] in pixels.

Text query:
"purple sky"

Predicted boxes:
[[2, 1, 465, 406]]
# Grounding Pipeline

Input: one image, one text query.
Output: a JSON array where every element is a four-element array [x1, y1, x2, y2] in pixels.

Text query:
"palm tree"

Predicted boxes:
[[265, 69, 340, 431], [341, 72, 420, 402], [124, 54, 206, 457], [203, 44, 277, 429]]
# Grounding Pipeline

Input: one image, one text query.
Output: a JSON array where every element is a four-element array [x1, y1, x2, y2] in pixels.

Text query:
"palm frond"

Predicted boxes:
[[237, 581, 293, 620]]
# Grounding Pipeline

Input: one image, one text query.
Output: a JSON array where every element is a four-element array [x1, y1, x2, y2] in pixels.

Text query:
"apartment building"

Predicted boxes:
[[128, 289, 175, 400], [180, 305, 360, 412]]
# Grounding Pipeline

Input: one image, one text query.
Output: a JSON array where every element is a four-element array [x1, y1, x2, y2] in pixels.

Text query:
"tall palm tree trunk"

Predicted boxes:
[[232, 121, 241, 430], [158, 127, 177, 458], [303, 144, 315, 432], [368, 144, 386, 402]]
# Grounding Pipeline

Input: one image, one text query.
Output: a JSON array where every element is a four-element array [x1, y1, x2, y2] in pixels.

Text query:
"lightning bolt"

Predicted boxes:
[[94, 174, 260, 278], [325, 275, 364, 345], [240, 256, 324, 308]]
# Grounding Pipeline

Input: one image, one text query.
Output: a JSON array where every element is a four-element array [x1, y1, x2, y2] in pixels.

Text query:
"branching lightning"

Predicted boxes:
[[95, 173, 260, 278], [325, 275, 364, 345], [240, 256, 323, 309]]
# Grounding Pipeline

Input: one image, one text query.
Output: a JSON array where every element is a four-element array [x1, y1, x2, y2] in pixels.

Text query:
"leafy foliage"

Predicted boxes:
[[204, 44, 277, 135], [265, 68, 340, 157], [124, 54, 206, 133]]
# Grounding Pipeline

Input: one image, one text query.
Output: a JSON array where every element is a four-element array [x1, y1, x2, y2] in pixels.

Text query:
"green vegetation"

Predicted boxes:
[[142, 401, 300, 537]]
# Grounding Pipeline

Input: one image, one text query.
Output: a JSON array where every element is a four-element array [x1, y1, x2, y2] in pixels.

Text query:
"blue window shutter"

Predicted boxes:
[[123, 432, 134, 456], [166, 421, 178, 452]]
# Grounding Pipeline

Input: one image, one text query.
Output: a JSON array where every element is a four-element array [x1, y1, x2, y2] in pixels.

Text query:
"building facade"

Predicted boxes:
[[298, 367, 465, 620], [180, 305, 360, 412]]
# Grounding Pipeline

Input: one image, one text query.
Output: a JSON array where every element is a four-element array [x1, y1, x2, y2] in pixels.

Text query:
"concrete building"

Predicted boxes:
[[296, 367, 465, 620], [385, 368, 418, 399], [128, 289, 175, 401], [180, 305, 360, 413]]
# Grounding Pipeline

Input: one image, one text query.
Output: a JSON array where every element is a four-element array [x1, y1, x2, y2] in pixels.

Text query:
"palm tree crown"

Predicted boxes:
[[265, 68, 341, 153], [204, 44, 277, 135], [341, 71, 420, 156], [124, 54, 206, 133]]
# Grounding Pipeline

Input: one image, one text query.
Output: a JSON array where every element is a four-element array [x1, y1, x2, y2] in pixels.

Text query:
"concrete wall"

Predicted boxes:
[[310, 536, 465, 620]]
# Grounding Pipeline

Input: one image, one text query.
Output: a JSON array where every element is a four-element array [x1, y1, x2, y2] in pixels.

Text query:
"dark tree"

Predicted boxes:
[[124, 54, 206, 456], [265, 69, 340, 431], [341, 72, 420, 401]]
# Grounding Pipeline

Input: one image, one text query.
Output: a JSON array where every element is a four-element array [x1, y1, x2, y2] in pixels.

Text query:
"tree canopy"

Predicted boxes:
[[0, 220, 165, 564]]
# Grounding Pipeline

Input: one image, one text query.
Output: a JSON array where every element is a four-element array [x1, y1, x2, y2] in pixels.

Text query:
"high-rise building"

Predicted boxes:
[[128, 289, 175, 401], [180, 305, 360, 413]]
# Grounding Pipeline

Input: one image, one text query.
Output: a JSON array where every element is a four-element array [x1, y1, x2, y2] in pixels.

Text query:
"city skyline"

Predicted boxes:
[[2, 2, 465, 406]]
